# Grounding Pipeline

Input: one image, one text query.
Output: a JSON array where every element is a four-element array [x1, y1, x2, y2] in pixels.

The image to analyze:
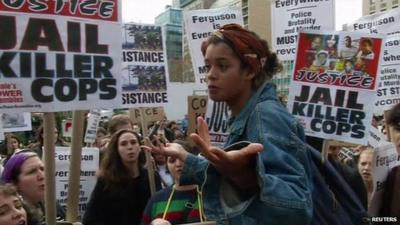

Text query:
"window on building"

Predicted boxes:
[[369, 5, 376, 11]]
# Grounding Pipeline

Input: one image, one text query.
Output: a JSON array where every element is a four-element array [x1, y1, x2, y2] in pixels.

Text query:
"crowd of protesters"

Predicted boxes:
[[0, 23, 398, 225]]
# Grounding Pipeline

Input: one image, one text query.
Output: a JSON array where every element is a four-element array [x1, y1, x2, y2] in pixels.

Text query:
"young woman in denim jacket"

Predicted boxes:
[[153, 23, 313, 225]]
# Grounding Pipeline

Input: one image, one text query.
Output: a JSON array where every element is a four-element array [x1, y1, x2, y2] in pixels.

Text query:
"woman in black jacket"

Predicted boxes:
[[83, 129, 161, 225]]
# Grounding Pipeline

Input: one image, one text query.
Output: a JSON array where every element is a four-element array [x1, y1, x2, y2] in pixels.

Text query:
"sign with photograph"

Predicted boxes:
[[287, 30, 384, 145], [121, 24, 169, 107], [1, 112, 32, 132]]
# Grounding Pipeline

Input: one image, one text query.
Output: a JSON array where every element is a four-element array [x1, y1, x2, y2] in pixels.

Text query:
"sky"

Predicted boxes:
[[122, 0, 362, 29]]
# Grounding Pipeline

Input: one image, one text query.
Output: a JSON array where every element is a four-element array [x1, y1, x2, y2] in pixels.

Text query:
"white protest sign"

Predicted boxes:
[[0, 1, 122, 113], [205, 100, 229, 148], [347, 7, 400, 35], [287, 31, 384, 145], [1, 112, 32, 132], [346, 8, 400, 114], [84, 109, 101, 144], [271, 0, 335, 60], [374, 35, 400, 113], [183, 6, 243, 84], [368, 126, 390, 148], [55, 147, 99, 217], [369, 143, 400, 215], [121, 24, 169, 107]]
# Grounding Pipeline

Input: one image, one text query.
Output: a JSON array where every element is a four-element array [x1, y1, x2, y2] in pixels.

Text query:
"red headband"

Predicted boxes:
[[202, 23, 267, 74]]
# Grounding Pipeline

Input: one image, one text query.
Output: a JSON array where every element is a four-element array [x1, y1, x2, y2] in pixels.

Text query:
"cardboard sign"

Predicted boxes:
[[129, 107, 165, 124], [187, 95, 208, 135]]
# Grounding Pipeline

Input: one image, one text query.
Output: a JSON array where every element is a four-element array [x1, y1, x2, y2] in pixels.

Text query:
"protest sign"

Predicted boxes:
[[0, 1, 122, 113], [1, 112, 31, 132], [369, 143, 400, 215], [369, 126, 390, 148], [205, 100, 229, 147], [62, 119, 73, 138], [121, 24, 169, 107], [183, 6, 243, 84], [346, 8, 400, 113], [347, 7, 400, 35], [270, 0, 335, 60], [375, 35, 400, 113], [55, 147, 99, 218], [84, 109, 101, 144], [129, 107, 165, 124], [187, 95, 208, 135], [287, 30, 384, 145]]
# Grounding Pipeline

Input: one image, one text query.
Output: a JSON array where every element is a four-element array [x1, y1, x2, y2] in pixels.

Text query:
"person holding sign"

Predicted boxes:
[[380, 103, 400, 219], [83, 129, 161, 225], [153, 24, 313, 225], [141, 140, 202, 225]]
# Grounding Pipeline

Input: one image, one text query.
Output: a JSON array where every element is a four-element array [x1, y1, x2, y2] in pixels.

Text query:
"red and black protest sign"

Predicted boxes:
[[0, 0, 122, 113]]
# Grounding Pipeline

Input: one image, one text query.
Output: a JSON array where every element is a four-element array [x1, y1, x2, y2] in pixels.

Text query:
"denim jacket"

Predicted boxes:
[[181, 82, 313, 225]]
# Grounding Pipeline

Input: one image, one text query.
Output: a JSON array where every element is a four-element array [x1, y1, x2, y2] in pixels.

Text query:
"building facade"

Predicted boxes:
[[363, 0, 399, 15], [155, 6, 184, 82]]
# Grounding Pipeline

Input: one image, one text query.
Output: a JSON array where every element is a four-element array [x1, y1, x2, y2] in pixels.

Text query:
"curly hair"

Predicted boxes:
[[201, 23, 282, 90]]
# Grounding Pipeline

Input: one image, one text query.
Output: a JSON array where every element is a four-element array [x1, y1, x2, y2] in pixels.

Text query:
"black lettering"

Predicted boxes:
[[28, 0, 47, 11], [3, 0, 24, 8], [93, 56, 113, 78], [35, 53, 54, 77], [20, 52, 31, 77], [294, 85, 309, 102], [0, 16, 16, 49], [336, 122, 351, 135], [67, 22, 81, 52], [31, 78, 53, 102], [74, 54, 91, 77], [79, 79, 97, 100], [351, 124, 365, 138], [310, 87, 332, 105], [0, 52, 17, 77], [322, 120, 336, 134], [20, 18, 64, 51], [85, 24, 108, 54], [347, 91, 363, 110], [99, 1, 114, 18], [56, 54, 73, 77], [292, 102, 306, 116], [55, 79, 77, 101], [334, 89, 346, 107], [310, 118, 322, 132], [80, 0, 97, 15], [99, 79, 116, 99]]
